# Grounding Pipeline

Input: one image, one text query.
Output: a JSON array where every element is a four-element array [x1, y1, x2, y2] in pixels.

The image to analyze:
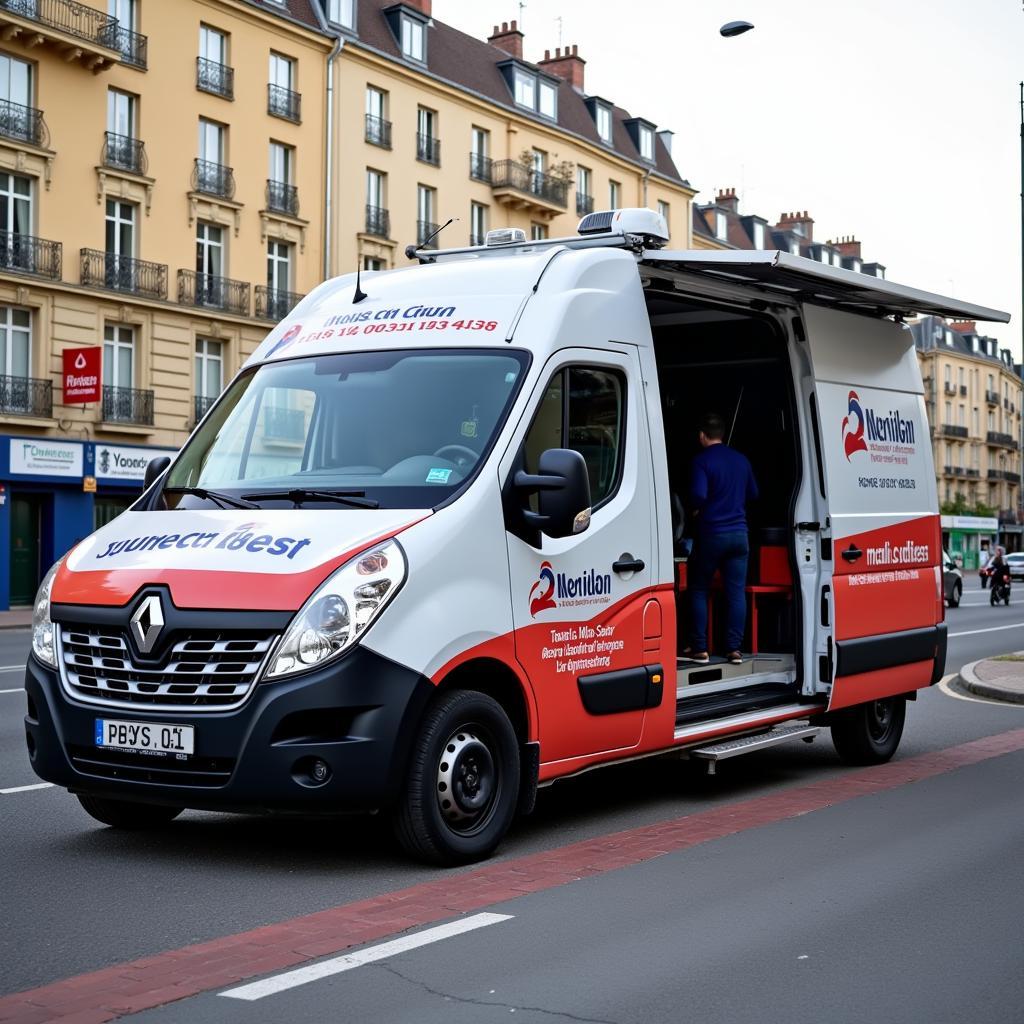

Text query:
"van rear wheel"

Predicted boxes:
[[77, 794, 183, 829], [393, 689, 519, 866], [830, 696, 906, 766]]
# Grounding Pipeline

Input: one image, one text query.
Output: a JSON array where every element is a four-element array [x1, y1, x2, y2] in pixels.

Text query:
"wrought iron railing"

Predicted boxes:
[[102, 131, 147, 175], [0, 373, 51, 417], [177, 269, 250, 316], [265, 179, 299, 217], [576, 192, 594, 216], [987, 431, 1016, 447], [267, 83, 301, 122], [192, 158, 235, 199], [255, 285, 304, 321], [196, 57, 233, 99], [365, 204, 389, 238], [490, 159, 568, 207], [417, 220, 439, 248], [0, 0, 114, 49], [0, 232, 61, 280], [193, 393, 217, 423], [0, 98, 48, 147], [102, 384, 153, 425], [365, 114, 391, 148], [98, 22, 147, 68], [986, 390, 1000, 404], [469, 152, 492, 183], [988, 469, 1022, 483], [416, 132, 440, 165], [80, 248, 167, 299], [941, 424, 969, 439]]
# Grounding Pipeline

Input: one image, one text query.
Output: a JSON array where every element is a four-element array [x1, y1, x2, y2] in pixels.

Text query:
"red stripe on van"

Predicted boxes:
[[831, 514, 941, 576]]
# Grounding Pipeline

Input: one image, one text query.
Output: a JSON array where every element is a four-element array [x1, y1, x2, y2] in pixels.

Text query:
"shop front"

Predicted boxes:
[[940, 514, 1000, 570]]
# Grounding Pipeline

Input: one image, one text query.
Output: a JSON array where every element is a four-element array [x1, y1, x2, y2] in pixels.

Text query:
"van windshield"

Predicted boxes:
[[162, 348, 529, 510]]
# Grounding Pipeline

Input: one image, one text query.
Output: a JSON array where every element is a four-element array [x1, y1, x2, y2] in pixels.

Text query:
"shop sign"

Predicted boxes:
[[9, 438, 83, 478], [62, 347, 101, 405], [94, 444, 176, 482], [949, 516, 999, 531]]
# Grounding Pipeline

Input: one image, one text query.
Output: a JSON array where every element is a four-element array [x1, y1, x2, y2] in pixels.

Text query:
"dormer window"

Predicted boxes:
[[752, 222, 765, 248], [715, 211, 727, 240], [501, 63, 558, 120], [596, 104, 612, 143], [819, 248, 829, 264], [402, 15, 425, 61], [638, 125, 654, 161], [538, 80, 557, 119], [327, 0, 354, 29], [514, 68, 534, 107]]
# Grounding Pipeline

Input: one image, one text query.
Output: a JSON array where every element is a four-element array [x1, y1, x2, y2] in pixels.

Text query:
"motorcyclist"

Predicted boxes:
[[989, 547, 1011, 606]]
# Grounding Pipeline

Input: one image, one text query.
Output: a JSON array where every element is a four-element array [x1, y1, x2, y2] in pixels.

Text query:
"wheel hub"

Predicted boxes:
[[436, 730, 497, 829]]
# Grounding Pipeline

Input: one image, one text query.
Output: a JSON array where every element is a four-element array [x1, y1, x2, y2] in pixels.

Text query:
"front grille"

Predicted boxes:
[[58, 626, 276, 712], [67, 744, 234, 787]]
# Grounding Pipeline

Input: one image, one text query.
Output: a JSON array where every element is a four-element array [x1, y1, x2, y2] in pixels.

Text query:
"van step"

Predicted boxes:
[[689, 724, 821, 775], [674, 682, 796, 728]]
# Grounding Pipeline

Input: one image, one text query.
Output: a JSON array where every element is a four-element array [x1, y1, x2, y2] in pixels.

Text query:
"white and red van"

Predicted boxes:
[[24, 210, 1010, 863]]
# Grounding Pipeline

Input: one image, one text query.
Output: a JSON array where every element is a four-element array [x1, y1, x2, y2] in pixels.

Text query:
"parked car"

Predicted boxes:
[[944, 551, 963, 607], [1007, 552, 1024, 581]]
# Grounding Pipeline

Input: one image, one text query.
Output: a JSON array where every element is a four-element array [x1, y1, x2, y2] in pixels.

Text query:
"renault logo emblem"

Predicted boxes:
[[130, 595, 164, 654]]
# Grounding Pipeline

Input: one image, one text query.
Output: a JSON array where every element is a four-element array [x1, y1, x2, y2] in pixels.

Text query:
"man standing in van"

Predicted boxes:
[[683, 412, 758, 665]]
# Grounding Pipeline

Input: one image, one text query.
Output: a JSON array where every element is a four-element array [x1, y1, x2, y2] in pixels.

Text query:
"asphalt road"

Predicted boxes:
[[2, 588, 1023, 1021]]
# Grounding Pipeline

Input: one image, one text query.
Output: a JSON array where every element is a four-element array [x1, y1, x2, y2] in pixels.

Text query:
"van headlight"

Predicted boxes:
[[264, 539, 406, 680], [31, 560, 62, 668]]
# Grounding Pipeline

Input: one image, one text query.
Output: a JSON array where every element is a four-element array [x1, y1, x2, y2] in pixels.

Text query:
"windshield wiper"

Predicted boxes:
[[240, 488, 380, 510], [164, 486, 259, 510]]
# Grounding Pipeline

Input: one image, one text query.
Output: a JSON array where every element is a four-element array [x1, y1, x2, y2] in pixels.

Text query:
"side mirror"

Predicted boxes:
[[143, 456, 171, 491], [514, 448, 592, 541]]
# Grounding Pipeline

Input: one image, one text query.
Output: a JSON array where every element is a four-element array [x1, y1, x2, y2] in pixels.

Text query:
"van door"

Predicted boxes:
[[802, 304, 943, 710], [503, 347, 658, 765]]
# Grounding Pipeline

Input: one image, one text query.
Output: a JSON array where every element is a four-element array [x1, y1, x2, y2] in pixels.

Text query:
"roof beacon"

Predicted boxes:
[[485, 227, 528, 246], [578, 207, 670, 248]]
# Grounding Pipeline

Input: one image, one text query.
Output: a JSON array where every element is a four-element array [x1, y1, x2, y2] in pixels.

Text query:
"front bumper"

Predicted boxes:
[[24, 646, 435, 813]]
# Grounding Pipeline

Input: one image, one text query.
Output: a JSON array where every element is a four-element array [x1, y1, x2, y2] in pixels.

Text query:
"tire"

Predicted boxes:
[[392, 689, 520, 866], [77, 794, 183, 829], [947, 581, 961, 608], [830, 696, 906, 766]]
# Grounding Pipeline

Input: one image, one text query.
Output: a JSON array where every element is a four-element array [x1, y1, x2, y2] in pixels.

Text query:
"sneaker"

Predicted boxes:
[[727, 651, 743, 665], [681, 649, 710, 664]]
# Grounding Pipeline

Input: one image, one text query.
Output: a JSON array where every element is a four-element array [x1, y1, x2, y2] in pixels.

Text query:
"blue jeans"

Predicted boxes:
[[688, 530, 749, 654]]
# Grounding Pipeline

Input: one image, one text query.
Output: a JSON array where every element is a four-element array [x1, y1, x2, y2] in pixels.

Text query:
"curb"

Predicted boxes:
[[957, 657, 1024, 705]]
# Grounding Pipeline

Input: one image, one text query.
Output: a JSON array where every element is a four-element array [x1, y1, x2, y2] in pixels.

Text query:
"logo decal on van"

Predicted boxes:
[[842, 390, 869, 460], [529, 561, 558, 617]]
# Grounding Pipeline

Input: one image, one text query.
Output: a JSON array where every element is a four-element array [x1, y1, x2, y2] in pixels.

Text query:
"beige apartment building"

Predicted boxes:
[[0, 0, 331, 609], [323, 2, 696, 272]]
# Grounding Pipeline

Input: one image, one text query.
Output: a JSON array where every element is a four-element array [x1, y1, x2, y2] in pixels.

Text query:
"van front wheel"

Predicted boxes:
[[830, 696, 906, 765], [393, 689, 520, 866]]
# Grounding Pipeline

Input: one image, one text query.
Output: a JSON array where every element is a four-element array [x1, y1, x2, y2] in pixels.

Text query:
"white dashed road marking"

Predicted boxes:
[[0, 783, 54, 795]]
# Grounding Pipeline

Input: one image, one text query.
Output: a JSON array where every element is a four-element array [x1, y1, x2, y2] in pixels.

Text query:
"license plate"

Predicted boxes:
[[95, 719, 194, 756]]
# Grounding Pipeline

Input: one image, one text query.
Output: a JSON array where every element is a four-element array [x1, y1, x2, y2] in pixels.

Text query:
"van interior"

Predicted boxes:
[[645, 284, 806, 727]]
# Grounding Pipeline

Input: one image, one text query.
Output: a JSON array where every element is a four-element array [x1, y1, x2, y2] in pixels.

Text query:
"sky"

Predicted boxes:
[[437, 0, 1023, 357]]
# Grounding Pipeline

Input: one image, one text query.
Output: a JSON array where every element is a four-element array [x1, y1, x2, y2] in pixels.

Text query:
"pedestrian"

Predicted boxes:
[[980, 545, 992, 589], [682, 411, 759, 665]]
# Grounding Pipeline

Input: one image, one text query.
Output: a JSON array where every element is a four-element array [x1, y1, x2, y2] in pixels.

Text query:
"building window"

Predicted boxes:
[[657, 199, 669, 223], [108, 0, 136, 28], [199, 25, 227, 64], [514, 68, 535, 108], [363, 256, 384, 271], [401, 15, 425, 61], [106, 88, 135, 140], [327, 0, 354, 29], [105, 199, 135, 261], [470, 126, 490, 180], [595, 104, 612, 143], [715, 211, 727, 240], [416, 106, 439, 164], [470, 201, 487, 245], [195, 337, 223, 406], [103, 324, 135, 390], [267, 239, 291, 294], [530, 223, 547, 241], [789, 239, 800, 256], [268, 53, 300, 121], [538, 80, 557, 120], [269, 52, 295, 92], [366, 168, 384, 208], [198, 118, 225, 164], [417, 184, 436, 245], [196, 221, 223, 278], [365, 86, 389, 147], [269, 141, 293, 185], [752, 222, 764, 248], [0, 172, 31, 238], [577, 165, 593, 215], [0, 305, 30, 379], [197, 26, 231, 98], [0, 53, 33, 134], [638, 125, 654, 161], [609, 180, 620, 208]]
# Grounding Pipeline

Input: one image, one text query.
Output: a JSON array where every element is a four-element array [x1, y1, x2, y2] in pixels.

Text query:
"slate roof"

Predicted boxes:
[[243, 0, 328, 32]]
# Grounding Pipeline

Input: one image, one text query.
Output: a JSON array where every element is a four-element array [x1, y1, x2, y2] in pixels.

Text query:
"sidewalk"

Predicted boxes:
[[958, 654, 1024, 705], [0, 608, 32, 630]]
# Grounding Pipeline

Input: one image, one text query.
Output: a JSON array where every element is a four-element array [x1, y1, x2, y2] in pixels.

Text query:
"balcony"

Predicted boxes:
[[965, 467, 981, 478], [987, 430, 1016, 448], [952, 466, 967, 477], [193, 393, 217, 423], [941, 424, 969, 439], [102, 384, 153, 425], [98, 21, 146, 69], [365, 204, 389, 238], [986, 389, 1000, 405], [177, 269, 250, 316], [80, 249, 167, 300], [268, 83, 301, 123], [255, 285, 304, 321], [469, 152, 492, 183], [265, 179, 299, 217], [0, 232, 61, 280], [942, 464, 954, 476], [0, 374, 51, 418], [490, 159, 568, 215], [192, 158, 235, 200], [102, 131, 146, 175], [417, 220, 439, 248], [365, 114, 391, 149], [988, 469, 1022, 484], [943, 382, 957, 395], [196, 57, 234, 100], [0, 0, 122, 70], [0, 98, 48, 148], [416, 132, 440, 166], [576, 192, 594, 217]]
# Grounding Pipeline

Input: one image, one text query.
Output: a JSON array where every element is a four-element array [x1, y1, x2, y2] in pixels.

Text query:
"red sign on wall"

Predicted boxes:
[[62, 346, 101, 405]]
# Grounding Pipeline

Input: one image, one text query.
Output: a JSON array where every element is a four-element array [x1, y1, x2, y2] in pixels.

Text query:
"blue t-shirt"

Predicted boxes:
[[690, 443, 758, 535]]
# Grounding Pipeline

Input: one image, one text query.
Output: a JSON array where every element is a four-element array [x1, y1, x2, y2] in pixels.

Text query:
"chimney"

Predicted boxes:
[[777, 209, 814, 241], [537, 44, 585, 91], [656, 129, 673, 155], [403, 0, 432, 13], [488, 20, 523, 59], [950, 320, 977, 335], [716, 187, 739, 214], [832, 235, 861, 259]]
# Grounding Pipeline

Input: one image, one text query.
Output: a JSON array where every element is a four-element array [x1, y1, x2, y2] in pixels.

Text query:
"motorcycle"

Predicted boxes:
[[990, 574, 1011, 606]]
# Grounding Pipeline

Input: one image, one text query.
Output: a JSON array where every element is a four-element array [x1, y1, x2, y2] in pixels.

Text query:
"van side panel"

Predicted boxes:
[[802, 305, 944, 711]]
